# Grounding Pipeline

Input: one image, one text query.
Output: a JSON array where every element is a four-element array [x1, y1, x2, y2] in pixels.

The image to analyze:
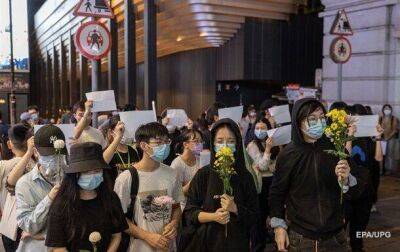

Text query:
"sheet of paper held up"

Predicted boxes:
[[119, 110, 156, 140], [34, 124, 75, 153], [267, 125, 292, 146], [86, 90, 117, 112], [167, 109, 188, 128], [353, 115, 379, 138], [268, 105, 291, 124], [218, 106, 243, 124], [199, 150, 211, 168]]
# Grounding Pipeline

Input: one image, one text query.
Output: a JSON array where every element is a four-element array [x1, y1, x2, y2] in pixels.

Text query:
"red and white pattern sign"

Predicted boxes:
[[74, 21, 111, 60]]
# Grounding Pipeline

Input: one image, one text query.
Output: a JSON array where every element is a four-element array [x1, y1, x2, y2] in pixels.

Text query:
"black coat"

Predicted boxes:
[[269, 98, 367, 240]]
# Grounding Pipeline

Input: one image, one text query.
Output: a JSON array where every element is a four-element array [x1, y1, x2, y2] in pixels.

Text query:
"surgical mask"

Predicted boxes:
[[254, 129, 268, 140], [384, 109, 392, 116], [78, 172, 103, 190], [31, 113, 39, 121], [151, 144, 171, 162], [39, 155, 66, 184], [191, 143, 203, 156], [303, 120, 327, 139], [166, 125, 177, 133], [214, 143, 236, 153]]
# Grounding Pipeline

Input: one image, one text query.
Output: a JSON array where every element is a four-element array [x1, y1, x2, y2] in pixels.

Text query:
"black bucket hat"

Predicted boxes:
[[67, 142, 110, 174], [34, 125, 67, 156]]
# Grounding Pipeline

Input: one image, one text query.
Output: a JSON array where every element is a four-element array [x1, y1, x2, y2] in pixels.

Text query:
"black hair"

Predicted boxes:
[[27, 105, 39, 112], [329, 101, 347, 111], [135, 122, 169, 144], [250, 115, 279, 160], [0, 136, 13, 160], [108, 115, 120, 130], [175, 128, 203, 154], [259, 99, 279, 118], [123, 104, 136, 111], [210, 119, 247, 174], [365, 106, 373, 115], [49, 171, 119, 242], [382, 104, 393, 114], [296, 100, 325, 127], [72, 101, 85, 114], [349, 104, 368, 116], [205, 102, 226, 124], [8, 124, 32, 151]]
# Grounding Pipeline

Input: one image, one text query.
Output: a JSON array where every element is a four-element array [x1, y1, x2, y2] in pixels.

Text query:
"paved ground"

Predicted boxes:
[[265, 176, 400, 252]]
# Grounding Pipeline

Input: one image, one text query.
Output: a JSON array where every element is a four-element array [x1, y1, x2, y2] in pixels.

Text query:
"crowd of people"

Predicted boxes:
[[0, 97, 397, 252]]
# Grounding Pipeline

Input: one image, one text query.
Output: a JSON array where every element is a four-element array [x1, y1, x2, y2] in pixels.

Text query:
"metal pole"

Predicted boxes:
[[8, 0, 16, 125], [91, 18, 99, 128], [337, 63, 343, 101]]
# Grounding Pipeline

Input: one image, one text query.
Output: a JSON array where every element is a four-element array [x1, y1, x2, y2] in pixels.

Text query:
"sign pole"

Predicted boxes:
[[337, 63, 343, 101], [91, 17, 99, 128], [8, 0, 16, 125]]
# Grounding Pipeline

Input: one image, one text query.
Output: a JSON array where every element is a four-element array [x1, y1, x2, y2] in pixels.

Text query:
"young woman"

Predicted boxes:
[[45, 142, 128, 252], [106, 115, 141, 184], [246, 116, 279, 251], [179, 118, 258, 252], [380, 104, 399, 175], [171, 129, 203, 197]]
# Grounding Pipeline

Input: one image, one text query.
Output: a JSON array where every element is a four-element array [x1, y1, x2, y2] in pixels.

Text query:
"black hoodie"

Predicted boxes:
[[269, 98, 366, 240], [179, 118, 258, 252]]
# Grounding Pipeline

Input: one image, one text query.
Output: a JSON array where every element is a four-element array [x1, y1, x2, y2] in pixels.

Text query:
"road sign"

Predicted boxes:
[[330, 9, 353, 36], [74, 0, 114, 18], [330, 37, 352, 64], [74, 21, 111, 60]]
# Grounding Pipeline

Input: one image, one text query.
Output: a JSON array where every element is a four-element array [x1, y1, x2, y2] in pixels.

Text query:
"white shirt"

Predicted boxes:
[[246, 142, 275, 177], [77, 126, 108, 149], [114, 163, 184, 252]]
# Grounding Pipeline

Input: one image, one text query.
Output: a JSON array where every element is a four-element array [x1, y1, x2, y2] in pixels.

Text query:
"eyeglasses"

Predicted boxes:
[[148, 138, 172, 146], [188, 139, 204, 144]]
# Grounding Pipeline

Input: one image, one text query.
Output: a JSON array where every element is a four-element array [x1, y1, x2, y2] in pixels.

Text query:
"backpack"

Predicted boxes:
[[118, 167, 139, 252]]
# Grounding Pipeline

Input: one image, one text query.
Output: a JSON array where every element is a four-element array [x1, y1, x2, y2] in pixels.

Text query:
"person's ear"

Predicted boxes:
[[7, 140, 12, 150], [183, 141, 190, 150]]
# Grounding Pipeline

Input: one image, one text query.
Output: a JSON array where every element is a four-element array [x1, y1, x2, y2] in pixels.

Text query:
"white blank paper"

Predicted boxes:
[[86, 90, 117, 112], [199, 150, 211, 168], [269, 105, 291, 124], [218, 106, 243, 124], [34, 124, 75, 153], [353, 115, 379, 137], [119, 110, 156, 140], [267, 125, 292, 146], [167, 109, 188, 128]]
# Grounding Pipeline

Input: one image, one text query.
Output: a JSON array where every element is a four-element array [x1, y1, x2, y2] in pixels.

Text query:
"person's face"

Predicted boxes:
[[264, 110, 272, 119], [301, 107, 325, 130], [255, 122, 268, 131], [140, 136, 171, 156], [81, 169, 102, 176], [74, 108, 92, 122], [183, 132, 203, 150], [28, 109, 38, 116], [214, 127, 236, 146]]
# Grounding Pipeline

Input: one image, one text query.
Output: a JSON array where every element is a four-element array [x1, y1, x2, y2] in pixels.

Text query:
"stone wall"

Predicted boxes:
[[320, 0, 400, 115]]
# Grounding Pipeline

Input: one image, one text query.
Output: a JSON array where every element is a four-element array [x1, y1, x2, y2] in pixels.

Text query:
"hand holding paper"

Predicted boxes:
[[353, 115, 379, 138], [85, 90, 117, 112]]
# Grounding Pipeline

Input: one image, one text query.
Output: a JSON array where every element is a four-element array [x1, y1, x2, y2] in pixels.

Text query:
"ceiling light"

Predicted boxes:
[[176, 36, 183, 42]]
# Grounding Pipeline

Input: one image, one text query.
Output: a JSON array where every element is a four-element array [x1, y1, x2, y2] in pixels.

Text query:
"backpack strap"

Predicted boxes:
[[125, 167, 139, 222]]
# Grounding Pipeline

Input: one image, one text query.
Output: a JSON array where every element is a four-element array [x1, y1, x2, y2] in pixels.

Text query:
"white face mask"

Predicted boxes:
[[384, 109, 392, 116]]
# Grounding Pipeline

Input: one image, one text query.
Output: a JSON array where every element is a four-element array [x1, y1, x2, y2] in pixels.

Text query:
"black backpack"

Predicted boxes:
[[118, 167, 139, 252]]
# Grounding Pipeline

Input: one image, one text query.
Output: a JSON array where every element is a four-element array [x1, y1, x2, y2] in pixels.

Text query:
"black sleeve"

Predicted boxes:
[[110, 192, 129, 234], [269, 146, 295, 219], [182, 168, 208, 227], [45, 209, 67, 248], [344, 156, 369, 201], [236, 172, 259, 230]]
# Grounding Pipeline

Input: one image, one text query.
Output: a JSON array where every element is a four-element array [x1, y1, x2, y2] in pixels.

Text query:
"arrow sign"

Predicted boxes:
[[330, 9, 353, 36], [73, 0, 114, 18]]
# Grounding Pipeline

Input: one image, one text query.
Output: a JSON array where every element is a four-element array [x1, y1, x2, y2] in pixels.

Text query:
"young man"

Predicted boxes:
[[27, 105, 44, 125], [114, 122, 184, 252], [15, 125, 67, 251], [269, 98, 365, 251], [72, 100, 125, 164]]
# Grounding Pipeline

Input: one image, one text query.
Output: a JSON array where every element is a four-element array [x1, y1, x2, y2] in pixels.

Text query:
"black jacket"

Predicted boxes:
[[269, 98, 366, 240]]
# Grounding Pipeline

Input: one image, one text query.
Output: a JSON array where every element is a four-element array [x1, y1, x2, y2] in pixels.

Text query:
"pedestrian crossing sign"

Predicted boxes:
[[73, 0, 114, 19], [330, 9, 353, 36]]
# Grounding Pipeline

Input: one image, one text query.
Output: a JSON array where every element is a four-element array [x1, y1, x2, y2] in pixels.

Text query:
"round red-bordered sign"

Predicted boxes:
[[74, 21, 111, 60], [330, 36, 352, 64]]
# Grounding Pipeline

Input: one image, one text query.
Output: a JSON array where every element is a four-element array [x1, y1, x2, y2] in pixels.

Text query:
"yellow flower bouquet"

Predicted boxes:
[[214, 146, 236, 195], [324, 109, 354, 204]]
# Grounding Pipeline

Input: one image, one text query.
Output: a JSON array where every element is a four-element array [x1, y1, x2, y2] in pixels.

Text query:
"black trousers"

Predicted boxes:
[[1, 229, 21, 252], [370, 161, 380, 204], [345, 193, 372, 251], [251, 176, 273, 252]]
